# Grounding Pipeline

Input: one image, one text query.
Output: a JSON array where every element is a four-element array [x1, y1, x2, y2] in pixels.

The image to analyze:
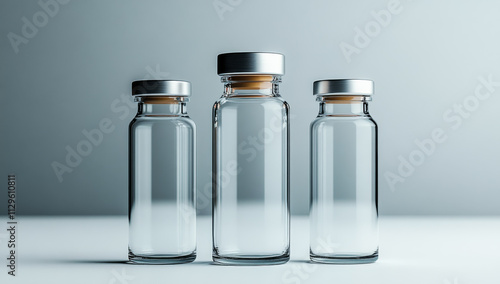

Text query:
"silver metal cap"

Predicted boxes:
[[313, 79, 374, 96], [217, 52, 285, 75], [132, 80, 191, 97]]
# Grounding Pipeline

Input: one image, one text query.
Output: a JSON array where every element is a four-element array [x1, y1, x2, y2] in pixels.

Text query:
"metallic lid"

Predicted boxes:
[[217, 52, 285, 75], [313, 79, 374, 96], [132, 80, 191, 96]]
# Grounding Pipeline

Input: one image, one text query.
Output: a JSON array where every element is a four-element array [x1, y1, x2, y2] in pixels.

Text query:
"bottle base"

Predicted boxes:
[[213, 253, 289, 265], [310, 252, 378, 264], [128, 251, 196, 265]]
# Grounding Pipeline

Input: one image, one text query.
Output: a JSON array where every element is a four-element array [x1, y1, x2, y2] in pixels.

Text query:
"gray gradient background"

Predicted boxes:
[[1, 0, 499, 215]]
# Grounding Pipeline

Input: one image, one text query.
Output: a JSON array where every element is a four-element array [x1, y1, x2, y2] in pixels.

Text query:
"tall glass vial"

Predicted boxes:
[[129, 80, 196, 264], [212, 52, 290, 265], [310, 79, 378, 264]]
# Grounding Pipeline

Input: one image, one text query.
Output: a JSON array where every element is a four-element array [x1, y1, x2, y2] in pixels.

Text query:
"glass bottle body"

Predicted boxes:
[[310, 98, 378, 264], [212, 75, 290, 265], [129, 97, 196, 264]]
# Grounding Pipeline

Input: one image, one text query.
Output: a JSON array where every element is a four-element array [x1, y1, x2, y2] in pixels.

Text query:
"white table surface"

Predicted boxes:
[[1, 216, 499, 284]]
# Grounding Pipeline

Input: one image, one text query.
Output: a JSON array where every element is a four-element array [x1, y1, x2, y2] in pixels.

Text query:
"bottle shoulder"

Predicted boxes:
[[130, 115, 196, 128], [213, 95, 288, 111], [311, 115, 377, 128]]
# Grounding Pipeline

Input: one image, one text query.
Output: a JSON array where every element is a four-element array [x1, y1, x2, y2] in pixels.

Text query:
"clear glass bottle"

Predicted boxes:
[[128, 80, 196, 264], [310, 79, 378, 264], [212, 52, 290, 265]]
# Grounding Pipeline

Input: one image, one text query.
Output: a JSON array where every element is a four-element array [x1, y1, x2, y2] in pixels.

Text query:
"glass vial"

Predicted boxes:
[[128, 80, 196, 264], [212, 52, 290, 265], [310, 79, 378, 264]]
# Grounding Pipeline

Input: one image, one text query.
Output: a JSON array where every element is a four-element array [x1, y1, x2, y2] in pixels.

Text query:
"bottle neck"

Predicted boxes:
[[221, 75, 281, 97], [317, 96, 371, 117], [135, 97, 188, 117]]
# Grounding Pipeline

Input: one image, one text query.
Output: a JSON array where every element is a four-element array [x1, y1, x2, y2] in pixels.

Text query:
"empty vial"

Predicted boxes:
[[310, 79, 378, 264], [212, 52, 290, 265], [128, 80, 196, 264]]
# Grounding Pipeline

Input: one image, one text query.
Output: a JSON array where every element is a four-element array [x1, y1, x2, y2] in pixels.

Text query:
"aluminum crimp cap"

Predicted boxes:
[[313, 79, 374, 96], [217, 52, 285, 75], [132, 80, 191, 97]]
